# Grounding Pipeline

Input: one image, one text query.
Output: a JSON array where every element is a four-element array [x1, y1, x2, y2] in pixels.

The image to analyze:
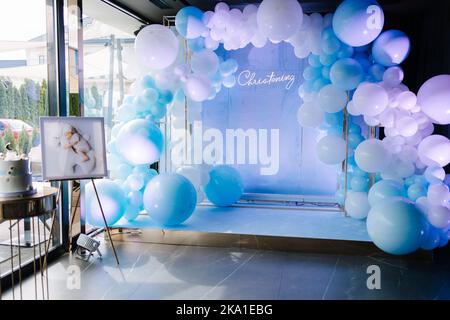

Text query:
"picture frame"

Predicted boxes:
[[40, 117, 108, 181]]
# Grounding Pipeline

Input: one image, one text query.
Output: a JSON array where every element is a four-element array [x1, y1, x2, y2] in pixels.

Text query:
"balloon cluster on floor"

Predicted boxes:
[[86, 0, 450, 254]]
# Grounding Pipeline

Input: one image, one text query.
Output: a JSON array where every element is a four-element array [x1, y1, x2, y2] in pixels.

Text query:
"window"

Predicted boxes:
[[0, 0, 64, 286]]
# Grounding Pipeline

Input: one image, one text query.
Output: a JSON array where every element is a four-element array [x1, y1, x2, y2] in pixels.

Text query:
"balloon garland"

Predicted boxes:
[[85, 0, 450, 255]]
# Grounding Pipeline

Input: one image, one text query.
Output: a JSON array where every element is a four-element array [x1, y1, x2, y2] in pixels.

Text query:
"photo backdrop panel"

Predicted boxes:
[[202, 42, 338, 196]]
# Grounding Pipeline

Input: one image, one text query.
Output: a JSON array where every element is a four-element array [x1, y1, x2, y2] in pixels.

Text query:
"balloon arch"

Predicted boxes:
[[86, 0, 450, 255]]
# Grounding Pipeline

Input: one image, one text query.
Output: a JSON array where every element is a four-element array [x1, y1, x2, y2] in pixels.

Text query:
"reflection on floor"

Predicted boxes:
[[2, 237, 450, 300], [114, 205, 371, 242]]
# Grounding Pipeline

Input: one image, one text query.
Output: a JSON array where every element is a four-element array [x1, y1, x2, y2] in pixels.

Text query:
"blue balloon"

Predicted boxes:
[[143, 173, 197, 226], [352, 166, 368, 177], [353, 53, 371, 71], [149, 102, 167, 120], [308, 55, 322, 68], [420, 224, 440, 250], [175, 6, 204, 39], [369, 64, 385, 81], [337, 44, 354, 59], [321, 27, 341, 55], [303, 66, 322, 81], [407, 183, 427, 201], [325, 111, 343, 127], [368, 179, 405, 206], [204, 165, 243, 207], [188, 37, 205, 52], [367, 199, 426, 255], [349, 123, 362, 135], [321, 66, 331, 80], [332, 0, 384, 47], [114, 163, 133, 180], [141, 75, 156, 89], [133, 165, 158, 183], [372, 30, 410, 67], [86, 179, 126, 227], [335, 189, 346, 205], [158, 90, 174, 105], [330, 58, 364, 91], [348, 133, 363, 149], [319, 53, 337, 67], [312, 78, 331, 92]]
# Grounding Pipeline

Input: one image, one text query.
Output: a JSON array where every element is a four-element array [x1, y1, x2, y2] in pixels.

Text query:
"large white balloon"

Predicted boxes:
[[417, 135, 450, 167], [316, 135, 346, 165], [355, 139, 390, 173], [427, 183, 450, 207], [417, 74, 450, 125], [353, 83, 388, 117], [135, 25, 179, 70], [257, 0, 303, 42], [427, 206, 450, 229], [318, 84, 347, 113], [297, 102, 324, 128]]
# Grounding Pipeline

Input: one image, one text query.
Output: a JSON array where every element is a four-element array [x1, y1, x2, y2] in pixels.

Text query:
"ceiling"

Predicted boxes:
[[100, 0, 427, 26]]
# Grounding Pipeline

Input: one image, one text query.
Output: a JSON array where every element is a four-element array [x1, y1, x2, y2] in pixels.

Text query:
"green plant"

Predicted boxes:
[[0, 134, 6, 154], [3, 127, 16, 153], [18, 127, 31, 155]]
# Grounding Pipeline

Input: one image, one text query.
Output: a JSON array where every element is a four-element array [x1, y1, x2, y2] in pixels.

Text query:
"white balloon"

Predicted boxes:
[[363, 115, 380, 127], [318, 84, 347, 113], [355, 139, 391, 173], [398, 145, 418, 163], [316, 135, 346, 165], [427, 183, 450, 206], [257, 0, 303, 42], [417, 135, 450, 167], [397, 91, 417, 110], [424, 166, 446, 184], [427, 206, 450, 229], [345, 192, 370, 220], [297, 102, 324, 128], [185, 74, 213, 102], [396, 116, 418, 137], [417, 74, 450, 125], [135, 25, 179, 70], [347, 101, 361, 116], [353, 83, 388, 117]]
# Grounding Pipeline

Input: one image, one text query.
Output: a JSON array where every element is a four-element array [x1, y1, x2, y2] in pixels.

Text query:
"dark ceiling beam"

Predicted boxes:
[[101, 0, 154, 24]]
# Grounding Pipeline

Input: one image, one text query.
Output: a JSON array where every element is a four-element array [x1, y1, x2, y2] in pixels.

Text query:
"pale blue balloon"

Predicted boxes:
[[158, 90, 174, 105], [335, 189, 345, 205], [133, 165, 158, 183], [349, 123, 362, 135], [219, 59, 239, 77], [348, 133, 363, 149], [407, 183, 427, 201], [303, 66, 322, 81], [319, 53, 337, 67], [188, 37, 205, 52], [325, 111, 343, 127], [337, 44, 354, 59], [175, 6, 204, 39], [124, 203, 141, 221], [149, 102, 167, 120], [86, 179, 126, 227], [115, 163, 133, 180], [369, 64, 385, 81], [321, 27, 341, 55], [332, 0, 384, 47], [321, 66, 331, 80], [352, 166, 368, 177], [141, 75, 156, 89], [308, 55, 322, 68], [204, 165, 243, 207], [367, 199, 426, 255], [143, 173, 197, 226], [372, 30, 410, 67], [368, 179, 405, 206], [312, 78, 331, 92], [330, 58, 364, 91], [127, 190, 144, 209], [351, 176, 369, 192]]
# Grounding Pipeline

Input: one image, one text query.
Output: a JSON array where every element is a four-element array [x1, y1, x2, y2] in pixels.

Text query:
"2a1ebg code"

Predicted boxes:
[[219, 304, 272, 316]]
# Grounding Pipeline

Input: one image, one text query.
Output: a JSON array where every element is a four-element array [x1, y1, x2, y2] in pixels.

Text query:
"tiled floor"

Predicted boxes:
[[2, 239, 450, 300]]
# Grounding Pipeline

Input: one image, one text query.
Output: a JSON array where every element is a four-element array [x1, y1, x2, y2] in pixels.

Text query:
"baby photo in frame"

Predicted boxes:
[[40, 117, 108, 181]]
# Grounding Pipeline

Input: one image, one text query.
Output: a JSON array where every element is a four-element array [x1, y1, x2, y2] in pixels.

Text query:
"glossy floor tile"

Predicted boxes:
[[2, 239, 450, 300]]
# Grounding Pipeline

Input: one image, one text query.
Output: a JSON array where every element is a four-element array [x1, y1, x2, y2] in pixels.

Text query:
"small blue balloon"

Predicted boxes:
[[330, 58, 364, 91], [319, 53, 337, 67], [325, 111, 343, 127], [188, 37, 205, 52], [372, 30, 410, 67], [369, 64, 386, 81], [303, 66, 322, 81], [312, 78, 331, 92], [143, 173, 197, 226], [351, 175, 369, 192], [348, 133, 363, 149], [308, 55, 322, 68], [141, 75, 156, 89], [353, 53, 371, 71], [335, 189, 346, 205], [349, 123, 362, 135], [337, 44, 354, 59], [158, 90, 174, 105], [204, 165, 243, 207], [367, 199, 426, 255], [219, 59, 239, 77], [420, 224, 441, 250], [407, 183, 427, 201], [321, 27, 341, 55], [149, 102, 167, 120]]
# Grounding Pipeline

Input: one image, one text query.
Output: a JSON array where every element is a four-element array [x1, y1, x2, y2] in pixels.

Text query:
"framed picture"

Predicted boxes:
[[40, 117, 108, 181]]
